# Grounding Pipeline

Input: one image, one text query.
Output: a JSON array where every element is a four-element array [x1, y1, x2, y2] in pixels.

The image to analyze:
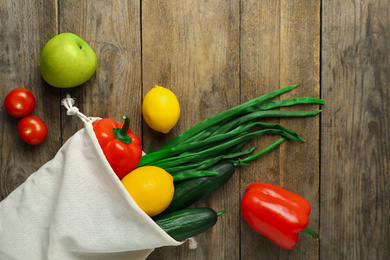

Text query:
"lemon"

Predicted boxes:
[[142, 86, 180, 133], [121, 166, 174, 217]]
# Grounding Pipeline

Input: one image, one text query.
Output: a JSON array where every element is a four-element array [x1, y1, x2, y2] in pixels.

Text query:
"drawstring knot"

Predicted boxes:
[[66, 106, 80, 116], [61, 94, 91, 123]]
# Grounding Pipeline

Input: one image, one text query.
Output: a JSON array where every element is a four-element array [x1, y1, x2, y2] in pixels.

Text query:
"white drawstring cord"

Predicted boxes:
[[61, 94, 91, 123]]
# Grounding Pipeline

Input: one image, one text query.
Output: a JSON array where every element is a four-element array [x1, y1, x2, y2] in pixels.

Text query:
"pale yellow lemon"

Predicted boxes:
[[142, 86, 180, 133]]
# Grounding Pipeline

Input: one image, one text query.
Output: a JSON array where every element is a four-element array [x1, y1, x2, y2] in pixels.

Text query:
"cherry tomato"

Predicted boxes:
[[4, 88, 36, 118], [17, 115, 48, 145]]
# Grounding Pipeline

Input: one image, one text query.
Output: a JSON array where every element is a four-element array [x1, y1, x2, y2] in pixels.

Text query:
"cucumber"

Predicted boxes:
[[161, 160, 236, 215], [154, 207, 226, 241]]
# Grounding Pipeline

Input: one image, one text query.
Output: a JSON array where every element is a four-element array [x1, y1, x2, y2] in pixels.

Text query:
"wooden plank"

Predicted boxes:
[[321, 0, 390, 259], [58, 0, 142, 142], [240, 0, 321, 258], [0, 0, 59, 200], [142, 0, 241, 259], [240, 1, 283, 259], [279, 0, 321, 258]]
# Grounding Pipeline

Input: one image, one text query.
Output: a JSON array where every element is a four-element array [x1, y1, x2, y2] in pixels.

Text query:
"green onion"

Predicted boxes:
[[165, 156, 224, 173], [139, 110, 318, 167], [158, 84, 301, 150], [233, 137, 286, 166], [222, 146, 258, 159], [246, 97, 325, 112], [143, 128, 299, 169], [138, 126, 302, 167], [171, 170, 218, 182]]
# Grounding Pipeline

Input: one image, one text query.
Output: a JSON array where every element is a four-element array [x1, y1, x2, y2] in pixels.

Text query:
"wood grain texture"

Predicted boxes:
[[240, 1, 283, 259], [278, 0, 321, 258], [58, 0, 142, 142], [0, 0, 60, 200], [240, 1, 321, 259], [142, 0, 240, 259], [321, 0, 390, 259]]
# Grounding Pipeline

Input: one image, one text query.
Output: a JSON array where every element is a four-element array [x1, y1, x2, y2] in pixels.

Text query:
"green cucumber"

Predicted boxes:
[[161, 160, 236, 215], [154, 208, 226, 241]]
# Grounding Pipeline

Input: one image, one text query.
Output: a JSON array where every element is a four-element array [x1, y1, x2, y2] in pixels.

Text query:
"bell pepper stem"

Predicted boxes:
[[120, 115, 131, 136], [113, 115, 133, 144], [302, 227, 319, 239]]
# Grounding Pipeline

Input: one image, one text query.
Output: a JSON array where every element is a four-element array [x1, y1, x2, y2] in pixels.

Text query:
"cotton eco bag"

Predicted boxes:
[[0, 96, 187, 260]]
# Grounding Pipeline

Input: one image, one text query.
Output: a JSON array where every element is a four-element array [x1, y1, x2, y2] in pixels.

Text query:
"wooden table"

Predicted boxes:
[[1, 1, 389, 259]]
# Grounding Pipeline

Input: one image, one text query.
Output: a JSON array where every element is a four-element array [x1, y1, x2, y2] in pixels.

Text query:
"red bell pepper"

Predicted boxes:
[[241, 182, 318, 250], [93, 115, 142, 179]]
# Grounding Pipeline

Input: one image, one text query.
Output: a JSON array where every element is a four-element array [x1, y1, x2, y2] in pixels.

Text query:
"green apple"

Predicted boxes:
[[39, 33, 97, 88]]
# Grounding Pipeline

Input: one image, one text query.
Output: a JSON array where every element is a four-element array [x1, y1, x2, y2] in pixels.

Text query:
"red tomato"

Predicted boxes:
[[4, 88, 36, 118], [17, 115, 48, 145]]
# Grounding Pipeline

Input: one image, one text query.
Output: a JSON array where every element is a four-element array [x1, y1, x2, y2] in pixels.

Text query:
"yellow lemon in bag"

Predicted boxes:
[[121, 166, 174, 217], [142, 86, 180, 133]]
